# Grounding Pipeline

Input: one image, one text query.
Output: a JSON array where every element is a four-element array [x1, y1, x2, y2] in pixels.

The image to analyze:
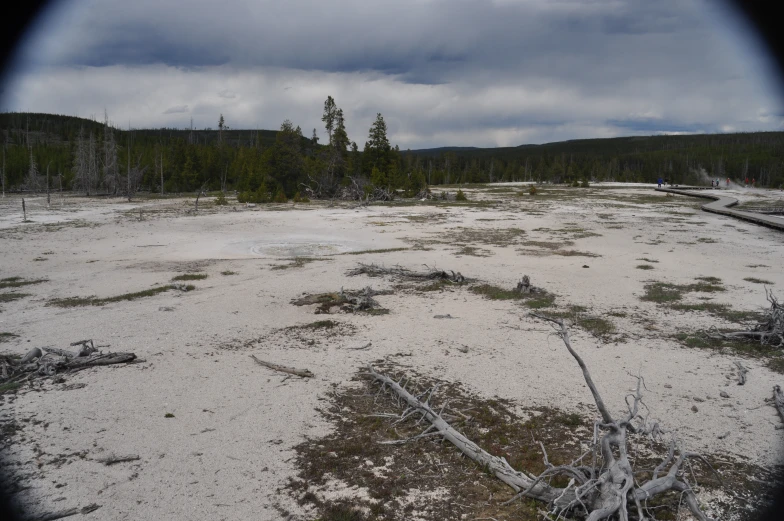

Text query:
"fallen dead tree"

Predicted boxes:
[[366, 313, 716, 521], [710, 289, 783, 348], [291, 286, 392, 314], [347, 263, 466, 284], [1, 339, 137, 384]]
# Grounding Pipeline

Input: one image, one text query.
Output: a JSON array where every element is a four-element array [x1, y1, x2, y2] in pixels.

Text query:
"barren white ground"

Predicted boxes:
[[1, 184, 783, 520]]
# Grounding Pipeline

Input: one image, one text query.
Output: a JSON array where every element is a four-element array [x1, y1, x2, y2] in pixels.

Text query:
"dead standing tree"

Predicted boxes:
[[366, 313, 716, 521]]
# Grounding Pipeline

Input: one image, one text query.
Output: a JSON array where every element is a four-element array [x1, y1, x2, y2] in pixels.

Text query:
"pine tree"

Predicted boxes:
[[364, 113, 390, 174]]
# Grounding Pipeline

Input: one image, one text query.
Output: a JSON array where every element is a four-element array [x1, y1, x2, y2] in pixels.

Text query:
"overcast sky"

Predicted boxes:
[[1, 0, 782, 149]]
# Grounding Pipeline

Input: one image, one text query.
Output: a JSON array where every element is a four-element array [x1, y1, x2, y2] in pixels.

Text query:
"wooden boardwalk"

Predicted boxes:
[[654, 187, 784, 231]]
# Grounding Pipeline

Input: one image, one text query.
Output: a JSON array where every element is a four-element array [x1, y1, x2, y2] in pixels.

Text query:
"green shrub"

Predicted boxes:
[[455, 189, 468, 201], [293, 191, 310, 203], [580, 179, 590, 188], [273, 189, 288, 203], [214, 192, 228, 205], [529, 185, 538, 195]]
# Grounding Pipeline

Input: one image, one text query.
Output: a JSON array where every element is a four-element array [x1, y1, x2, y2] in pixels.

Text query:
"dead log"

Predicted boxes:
[[19, 347, 42, 364], [96, 453, 140, 466], [711, 289, 783, 348], [366, 314, 716, 521], [347, 263, 465, 284], [65, 352, 136, 368], [42, 347, 78, 358], [774, 385, 784, 424], [250, 354, 314, 378]]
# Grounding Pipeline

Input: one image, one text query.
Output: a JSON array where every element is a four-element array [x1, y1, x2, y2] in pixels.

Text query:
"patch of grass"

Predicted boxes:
[[171, 273, 208, 281], [48, 284, 193, 307], [636, 258, 658, 263], [0, 382, 22, 395], [32, 257, 47, 262], [549, 306, 616, 338], [470, 284, 521, 300], [164, 413, 175, 418], [0, 332, 19, 343], [453, 245, 493, 257], [607, 310, 628, 318], [746, 264, 769, 268], [673, 333, 784, 374], [0, 292, 32, 303], [289, 320, 341, 331], [696, 237, 718, 243], [0, 277, 47, 289], [524, 293, 557, 309], [641, 278, 724, 304], [670, 303, 762, 323], [271, 257, 328, 270], [744, 277, 773, 285], [636, 264, 655, 270], [221, 270, 238, 276]]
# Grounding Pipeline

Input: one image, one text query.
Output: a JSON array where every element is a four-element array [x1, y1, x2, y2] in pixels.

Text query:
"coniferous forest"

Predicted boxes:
[[2, 100, 784, 200]]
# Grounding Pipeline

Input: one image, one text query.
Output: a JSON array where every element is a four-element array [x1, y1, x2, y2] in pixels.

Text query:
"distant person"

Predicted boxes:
[[726, 177, 730, 187], [711, 179, 714, 187], [657, 177, 662, 188], [752, 178, 756, 187]]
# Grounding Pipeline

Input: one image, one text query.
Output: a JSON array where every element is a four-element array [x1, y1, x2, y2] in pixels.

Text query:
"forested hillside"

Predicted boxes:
[[2, 105, 783, 200]]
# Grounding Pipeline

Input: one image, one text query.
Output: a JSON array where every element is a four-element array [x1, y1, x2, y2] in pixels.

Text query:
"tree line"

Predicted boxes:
[[2, 107, 783, 199]]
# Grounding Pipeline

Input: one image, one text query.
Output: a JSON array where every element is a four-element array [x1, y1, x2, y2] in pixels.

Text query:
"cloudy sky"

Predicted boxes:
[[1, 0, 782, 149]]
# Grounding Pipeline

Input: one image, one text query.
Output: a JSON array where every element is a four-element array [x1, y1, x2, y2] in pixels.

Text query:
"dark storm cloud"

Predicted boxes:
[[22, 0, 713, 80], [3, 0, 782, 147]]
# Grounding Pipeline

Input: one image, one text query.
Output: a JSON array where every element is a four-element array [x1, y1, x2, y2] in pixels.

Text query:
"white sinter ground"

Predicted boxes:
[[0, 183, 783, 519]]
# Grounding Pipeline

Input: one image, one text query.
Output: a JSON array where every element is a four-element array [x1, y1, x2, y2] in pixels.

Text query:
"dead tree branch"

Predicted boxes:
[[710, 289, 783, 348], [250, 354, 314, 378], [347, 263, 466, 284], [774, 385, 784, 424], [366, 314, 716, 521]]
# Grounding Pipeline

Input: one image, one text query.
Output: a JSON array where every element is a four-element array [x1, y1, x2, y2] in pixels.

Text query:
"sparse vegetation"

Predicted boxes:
[[214, 192, 228, 205], [0, 332, 20, 343], [636, 264, 655, 270], [48, 284, 194, 307], [221, 270, 238, 276], [340, 248, 408, 256], [172, 273, 208, 281], [0, 292, 31, 303], [745, 277, 774, 285], [0, 277, 47, 289], [455, 189, 467, 201]]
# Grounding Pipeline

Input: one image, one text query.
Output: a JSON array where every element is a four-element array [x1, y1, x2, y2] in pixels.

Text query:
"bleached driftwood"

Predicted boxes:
[[366, 313, 716, 521], [711, 289, 783, 348], [774, 385, 784, 424], [1, 340, 136, 384], [347, 263, 465, 284], [515, 275, 541, 294], [250, 354, 314, 378]]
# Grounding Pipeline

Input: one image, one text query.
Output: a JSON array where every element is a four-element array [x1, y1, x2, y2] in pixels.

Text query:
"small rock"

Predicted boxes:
[[433, 314, 454, 319], [159, 306, 175, 312], [718, 431, 730, 439], [582, 265, 590, 268], [691, 405, 699, 413], [720, 391, 730, 398], [664, 384, 672, 389], [693, 397, 704, 402]]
